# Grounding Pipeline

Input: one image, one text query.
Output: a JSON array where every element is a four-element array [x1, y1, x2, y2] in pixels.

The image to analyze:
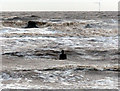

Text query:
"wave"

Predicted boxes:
[[2, 64, 119, 72]]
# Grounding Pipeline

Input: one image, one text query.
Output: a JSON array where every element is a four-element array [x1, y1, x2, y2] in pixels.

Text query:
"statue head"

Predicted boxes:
[[61, 50, 64, 54]]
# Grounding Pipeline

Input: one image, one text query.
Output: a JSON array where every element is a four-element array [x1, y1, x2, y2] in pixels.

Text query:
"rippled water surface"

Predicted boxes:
[[0, 11, 119, 89]]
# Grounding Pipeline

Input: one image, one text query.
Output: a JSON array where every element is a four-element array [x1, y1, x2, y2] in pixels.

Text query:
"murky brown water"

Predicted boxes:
[[0, 11, 119, 89]]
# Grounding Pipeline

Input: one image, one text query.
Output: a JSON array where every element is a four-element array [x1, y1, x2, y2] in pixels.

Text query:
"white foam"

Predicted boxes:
[[91, 77, 118, 89], [0, 27, 61, 35], [56, 36, 118, 49]]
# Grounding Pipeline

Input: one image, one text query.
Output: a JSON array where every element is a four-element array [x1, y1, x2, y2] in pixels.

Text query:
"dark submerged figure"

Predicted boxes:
[[25, 21, 38, 28], [59, 50, 67, 60]]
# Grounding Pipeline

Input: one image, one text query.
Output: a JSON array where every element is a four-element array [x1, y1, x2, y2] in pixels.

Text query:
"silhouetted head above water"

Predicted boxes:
[[25, 21, 38, 28], [59, 50, 67, 60], [61, 50, 64, 54], [85, 24, 92, 28]]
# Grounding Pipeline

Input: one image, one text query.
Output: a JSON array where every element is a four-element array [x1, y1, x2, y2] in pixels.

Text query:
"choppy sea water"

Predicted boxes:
[[0, 13, 119, 89]]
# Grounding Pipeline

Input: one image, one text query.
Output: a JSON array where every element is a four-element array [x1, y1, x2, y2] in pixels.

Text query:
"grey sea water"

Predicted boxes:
[[0, 11, 119, 89]]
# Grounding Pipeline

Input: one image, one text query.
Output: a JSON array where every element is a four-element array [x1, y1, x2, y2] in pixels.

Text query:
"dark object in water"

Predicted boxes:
[[25, 21, 38, 28], [31, 15, 38, 17], [59, 50, 67, 60], [2, 52, 24, 57], [85, 24, 92, 28]]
